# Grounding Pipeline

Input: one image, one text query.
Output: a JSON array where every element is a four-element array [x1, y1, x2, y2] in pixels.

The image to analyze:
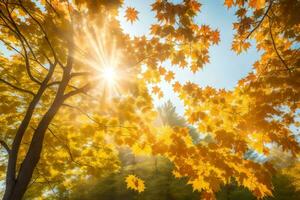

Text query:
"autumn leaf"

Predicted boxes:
[[211, 30, 220, 44], [189, 0, 201, 13], [125, 7, 139, 23], [190, 64, 200, 73], [152, 86, 160, 94], [224, 0, 234, 8], [125, 174, 145, 193], [249, 0, 266, 10], [165, 71, 175, 82], [231, 40, 251, 54], [1, 0, 299, 199], [173, 81, 181, 93], [158, 91, 164, 99], [158, 66, 166, 75]]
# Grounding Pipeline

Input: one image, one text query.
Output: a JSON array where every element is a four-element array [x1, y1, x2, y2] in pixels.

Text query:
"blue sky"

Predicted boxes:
[[118, 0, 261, 115], [0, 0, 261, 115]]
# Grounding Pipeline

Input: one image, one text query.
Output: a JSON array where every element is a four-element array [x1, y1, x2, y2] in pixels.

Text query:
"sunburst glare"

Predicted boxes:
[[102, 67, 117, 83], [74, 19, 132, 102]]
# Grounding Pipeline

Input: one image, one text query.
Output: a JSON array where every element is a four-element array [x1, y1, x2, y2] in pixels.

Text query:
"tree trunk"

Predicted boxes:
[[3, 58, 56, 200], [3, 82, 53, 200], [3, 68, 71, 200], [10, 100, 62, 199]]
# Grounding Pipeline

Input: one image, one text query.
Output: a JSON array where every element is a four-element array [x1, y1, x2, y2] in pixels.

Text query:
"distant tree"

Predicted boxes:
[[157, 100, 186, 127], [0, 0, 299, 199]]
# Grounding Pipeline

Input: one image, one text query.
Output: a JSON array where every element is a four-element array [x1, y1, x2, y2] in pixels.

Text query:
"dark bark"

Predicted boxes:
[[3, 83, 50, 200], [3, 61, 56, 200], [9, 97, 63, 200], [3, 43, 74, 200], [1, 2, 75, 198]]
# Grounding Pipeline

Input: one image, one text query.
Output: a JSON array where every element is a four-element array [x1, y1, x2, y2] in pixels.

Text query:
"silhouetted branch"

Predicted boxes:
[[17, 0, 58, 63], [0, 78, 35, 96], [0, 6, 42, 85], [45, 0, 60, 16], [36, 168, 58, 197], [47, 127, 95, 168], [0, 38, 24, 57], [62, 103, 137, 130], [0, 140, 10, 154], [63, 83, 91, 99], [46, 81, 60, 88], [244, 0, 273, 41], [268, 16, 291, 75]]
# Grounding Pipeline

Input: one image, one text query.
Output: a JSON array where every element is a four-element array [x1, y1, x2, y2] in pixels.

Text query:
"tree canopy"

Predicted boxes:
[[0, 0, 299, 199]]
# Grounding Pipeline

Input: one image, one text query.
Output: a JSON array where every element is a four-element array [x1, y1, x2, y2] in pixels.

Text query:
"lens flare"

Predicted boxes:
[[73, 19, 132, 102]]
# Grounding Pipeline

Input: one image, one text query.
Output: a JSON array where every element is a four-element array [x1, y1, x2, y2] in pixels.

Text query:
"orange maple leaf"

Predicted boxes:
[[190, 64, 199, 73], [125, 7, 139, 23], [165, 71, 175, 82], [224, 0, 234, 8], [158, 66, 166, 75], [249, 0, 265, 9], [173, 81, 181, 92], [189, 0, 201, 12], [152, 86, 160, 94], [211, 30, 220, 45]]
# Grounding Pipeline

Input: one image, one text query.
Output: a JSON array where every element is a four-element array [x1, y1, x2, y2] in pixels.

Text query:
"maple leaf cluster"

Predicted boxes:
[[125, 174, 145, 193], [0, 0, 299, 200]]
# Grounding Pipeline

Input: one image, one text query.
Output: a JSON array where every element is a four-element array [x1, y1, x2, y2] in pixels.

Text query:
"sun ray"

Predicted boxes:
[[73, 18, 134, 103]]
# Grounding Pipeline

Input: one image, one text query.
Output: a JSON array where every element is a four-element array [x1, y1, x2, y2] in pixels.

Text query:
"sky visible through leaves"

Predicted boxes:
[[0, 0, 262, 115], [118, 0, 262, 115]]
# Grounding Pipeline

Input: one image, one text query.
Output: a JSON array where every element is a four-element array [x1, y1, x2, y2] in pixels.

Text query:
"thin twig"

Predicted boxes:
[[62, 103, 137, 130], [244, 0, 273, 41], [63, 83, 91, 99], [0, 139, 10, 154], [268, 16, 291, 75]]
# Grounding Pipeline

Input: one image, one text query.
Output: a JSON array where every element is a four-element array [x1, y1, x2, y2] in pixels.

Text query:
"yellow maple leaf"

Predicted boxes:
[[152, 86, 160, 94], [249, 0, 265, 10], [158, 66, 166, 75], [173, 81, 181, 93], [125, 174, 145, 193], [125, 7, 139, 23], [165, 71, 175, 82]]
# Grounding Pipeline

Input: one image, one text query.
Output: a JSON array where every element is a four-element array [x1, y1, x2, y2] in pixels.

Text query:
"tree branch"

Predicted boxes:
[[0, 38, 24, 57], [17, 0, 58, 63], [47, 127, 95, 168], [45, 0, 60, 17], [244, 0, 273, 41], [1, 6, 42, 85], [46, 81, 60, 88], [0, 140, 10, 154], [268, 16, 291, 75], [0, 78, 35, 96], [36, 168, 58, 197], [63, 83, 91, 100], [62, 103, 136, 130], [71, 71, 93, 77]]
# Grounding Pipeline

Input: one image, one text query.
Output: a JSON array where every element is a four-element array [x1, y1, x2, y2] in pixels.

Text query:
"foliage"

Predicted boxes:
[[57, 150, 300, 200], [157, 100, 186, 127], [125, 174, 145, 193], [0, 0, 299, 199], [65, 155, 200, 200]]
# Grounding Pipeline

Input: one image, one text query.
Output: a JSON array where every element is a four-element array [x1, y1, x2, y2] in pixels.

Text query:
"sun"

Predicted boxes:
[[102, 67, 117, 83], [74, 20, 134, 101]]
